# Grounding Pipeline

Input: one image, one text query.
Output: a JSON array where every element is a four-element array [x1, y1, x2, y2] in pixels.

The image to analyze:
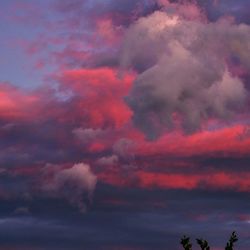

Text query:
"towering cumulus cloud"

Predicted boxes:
[[122, 11, 250, 139]]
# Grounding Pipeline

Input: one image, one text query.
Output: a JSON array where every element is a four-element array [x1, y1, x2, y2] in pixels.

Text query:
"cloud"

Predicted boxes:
[[121, 11, 250, 139], [135, 170, 250, 191], [58, 68, 134, 129], [99, 168, 250, 192], [136, 125, 250, 157], [0, 83, 38, 121], [13, 207, 30, 215], [156, 0, 205, 21], [201, 0, 250, 24], [73, 128, 104, 144], [96, 155, 119, 166], [42, 163, 97, 212], [113, 138, 135, 158], [54, 0, 157, 26]]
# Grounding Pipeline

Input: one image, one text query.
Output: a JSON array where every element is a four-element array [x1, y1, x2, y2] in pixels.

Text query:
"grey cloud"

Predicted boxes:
[[96, 155, 119, 166], [72, 128, 105, 144], [113, 138, 137, 169], [42, 163, 97, 212], [199, 0, 250, 24], [13, 207, 30, 216], [121, 11, 250, 139], [113, 138, 135, 158], [96, 154, 137, 171]]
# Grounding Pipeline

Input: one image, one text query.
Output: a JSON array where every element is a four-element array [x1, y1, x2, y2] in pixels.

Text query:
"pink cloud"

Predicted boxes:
[[136, 125, 250, 157], [57, 67, 134, 128], [0, 83, 38, 120], [98, 169, 250, 192], [156, 0, 205, 21]]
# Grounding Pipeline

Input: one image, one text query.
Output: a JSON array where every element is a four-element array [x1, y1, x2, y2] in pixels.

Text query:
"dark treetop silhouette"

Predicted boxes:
[[180, 232, 238, 250]]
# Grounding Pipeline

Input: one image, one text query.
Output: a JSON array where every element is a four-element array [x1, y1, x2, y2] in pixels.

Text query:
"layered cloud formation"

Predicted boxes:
[[0, 0, 250, 250]]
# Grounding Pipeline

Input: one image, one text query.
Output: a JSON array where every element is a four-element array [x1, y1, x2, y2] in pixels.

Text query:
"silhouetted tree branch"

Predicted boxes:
[[180, 232, 238, 250], [180, 235, 192, 250], [225, 232, 238, 250], [196, 238, 210, 250]]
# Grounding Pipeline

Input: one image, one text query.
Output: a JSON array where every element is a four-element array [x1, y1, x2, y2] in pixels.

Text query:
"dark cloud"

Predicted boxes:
[[54, 0, 158, 26], [0, 187, 249, 250], [198, 0, 250, 24]]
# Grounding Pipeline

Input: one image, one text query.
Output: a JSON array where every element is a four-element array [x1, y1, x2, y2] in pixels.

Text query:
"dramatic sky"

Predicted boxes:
[[0, 0, 250, 249]]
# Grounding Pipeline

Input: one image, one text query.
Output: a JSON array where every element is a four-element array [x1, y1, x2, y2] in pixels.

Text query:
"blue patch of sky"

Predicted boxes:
[[0, 0, 59, 90]]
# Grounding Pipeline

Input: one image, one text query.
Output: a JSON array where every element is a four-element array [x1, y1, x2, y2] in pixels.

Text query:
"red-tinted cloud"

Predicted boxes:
[[99, 169, 250, 192], [136, 125, 250, 157], [57, 67, 134, 128], [0, 83, 38, 121]]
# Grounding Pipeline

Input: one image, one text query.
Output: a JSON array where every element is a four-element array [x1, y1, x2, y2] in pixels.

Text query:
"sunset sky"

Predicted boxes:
[[0, 0, 250, 249]]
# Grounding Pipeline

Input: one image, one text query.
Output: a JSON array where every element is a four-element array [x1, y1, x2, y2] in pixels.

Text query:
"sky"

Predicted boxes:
[[0, 0, 250, 249]]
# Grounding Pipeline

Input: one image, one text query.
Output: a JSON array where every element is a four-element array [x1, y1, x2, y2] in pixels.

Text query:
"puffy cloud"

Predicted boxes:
[[96, 155, 119, 166], [42, 163, 97, 212], [72, 128, 104, 144], [156, 0, 205, 21], [121, 11, 250, 139]]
